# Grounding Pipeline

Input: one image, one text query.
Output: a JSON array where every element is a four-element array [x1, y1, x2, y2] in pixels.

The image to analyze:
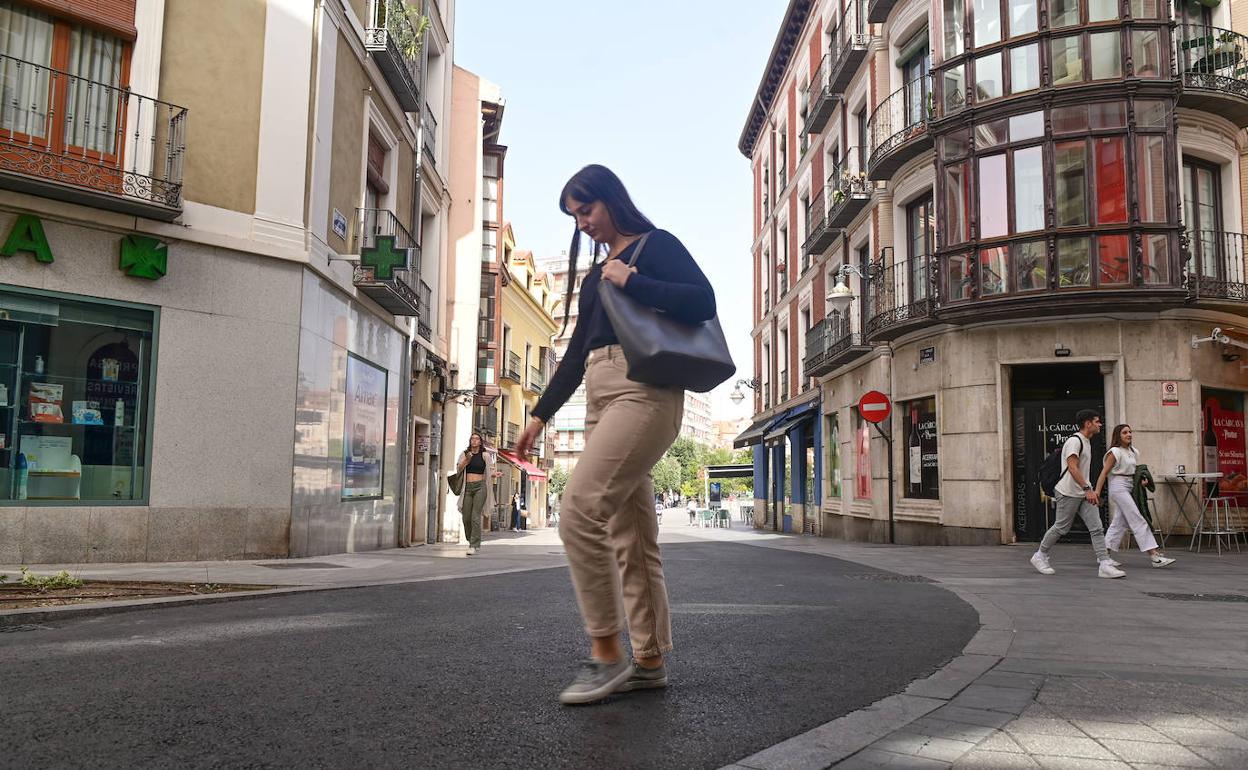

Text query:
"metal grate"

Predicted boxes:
[[843, 573, 935, 583], [1146, 592, 1248, 603], [255, 562, 349, 570]]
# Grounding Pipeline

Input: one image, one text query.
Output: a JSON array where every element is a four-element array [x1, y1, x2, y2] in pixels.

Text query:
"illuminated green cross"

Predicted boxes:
[[118, 234, 167, 280], [360, 235, 408, 281]]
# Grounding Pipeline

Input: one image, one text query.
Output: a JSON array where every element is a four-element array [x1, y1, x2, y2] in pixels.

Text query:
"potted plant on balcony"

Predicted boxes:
[[385, 0, 431, 61]]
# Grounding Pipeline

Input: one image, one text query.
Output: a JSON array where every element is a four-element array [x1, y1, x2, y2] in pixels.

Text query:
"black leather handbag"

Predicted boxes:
[[597, 232, 736, 392]]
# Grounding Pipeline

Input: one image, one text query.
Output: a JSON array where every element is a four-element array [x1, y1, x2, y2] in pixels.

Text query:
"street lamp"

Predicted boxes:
[[729, 377, 759, 405], [826, 263, 874, 316]]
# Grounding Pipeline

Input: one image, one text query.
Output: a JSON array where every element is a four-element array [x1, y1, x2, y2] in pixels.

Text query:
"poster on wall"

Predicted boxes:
[[343, 354, 388, 499], [855, 422, 872, 499], [1202, 390, 1247, 501]]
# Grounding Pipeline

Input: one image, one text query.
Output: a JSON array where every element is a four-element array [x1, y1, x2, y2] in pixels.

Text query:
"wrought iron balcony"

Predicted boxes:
[[354, 208, 421, 317], [418, 280, 432, 339], [778, 368, 790, 403], [422, 101, 438, 162], [0, 53, 188, 220], [505, 421, 520, 448], [503, 350, 522, 382], [828, 149, 871, 228], [827, 1, 870, 96], [527, 366, 545, 395], [867, 0, 897, 23], [866, 254, 935, 341], [1187, 230, 1248, 304], [1177, 25, 1248, 127], [365, 0, 422, 112], [804, 316, 871, 379], [802, 189, 835, 256], [807, 55, 838, 135], [867, 74, 933, 181]]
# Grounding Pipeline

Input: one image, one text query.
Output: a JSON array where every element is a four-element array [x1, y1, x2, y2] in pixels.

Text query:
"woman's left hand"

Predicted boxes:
[[601, 259, 637, 288]]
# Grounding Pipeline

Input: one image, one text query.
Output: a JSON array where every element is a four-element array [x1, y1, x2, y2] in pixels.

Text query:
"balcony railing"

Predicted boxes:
[[802, 189, 835, 256], [0, 53, 188, 220], [354, 208, 421, 317], [505, 421, 520, 448], [365, 0, 422, 112], [527, 366, 545, 394], [866, 254, 935, 341], [779, 368, 790, 403], [503, 350, 522, 382], [422, 101, 438, 161], [1188, 230, 1248, 302], [478, 315, 494, 344], [808, 55, 838, 135], [1177, 25, 1248, 127], [418, 280, 432, 339], [827, 1, 870, 96], [804, 316, 871, 379], [867, 74, 933, 180], [828, 149, 871, 228]]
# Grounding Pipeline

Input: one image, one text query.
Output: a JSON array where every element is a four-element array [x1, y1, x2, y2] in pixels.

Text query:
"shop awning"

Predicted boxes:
[[763, 400, 819, 446], [497, 450, 548, 480], [733, 414, 785, 448]]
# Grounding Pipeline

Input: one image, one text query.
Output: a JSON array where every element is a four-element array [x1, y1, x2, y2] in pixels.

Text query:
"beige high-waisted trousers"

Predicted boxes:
[[559, 345, 684, 657]]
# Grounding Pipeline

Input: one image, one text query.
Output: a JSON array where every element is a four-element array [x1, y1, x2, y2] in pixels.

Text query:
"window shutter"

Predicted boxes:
[[366, 133, 389, 195], [23, 0, 138, 40]]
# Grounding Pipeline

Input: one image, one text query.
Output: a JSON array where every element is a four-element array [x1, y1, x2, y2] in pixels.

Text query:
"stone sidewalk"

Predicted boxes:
[[7, 519, 1248, 768], [695, 527, 1248, 770]]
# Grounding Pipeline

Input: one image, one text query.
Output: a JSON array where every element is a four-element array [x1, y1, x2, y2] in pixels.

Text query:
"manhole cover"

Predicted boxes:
[[0, 624, 53, 633], [255, 562, 349, 570], [843, 573, 935, 583], [1146, 592, 1248, 603]]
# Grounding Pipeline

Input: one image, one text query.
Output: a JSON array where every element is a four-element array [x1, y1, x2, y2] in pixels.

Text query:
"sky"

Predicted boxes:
[[454, 1, 786, 424]]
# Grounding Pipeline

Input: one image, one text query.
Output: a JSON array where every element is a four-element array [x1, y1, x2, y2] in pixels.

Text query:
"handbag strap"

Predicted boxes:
[[623, 231, 653, 268]]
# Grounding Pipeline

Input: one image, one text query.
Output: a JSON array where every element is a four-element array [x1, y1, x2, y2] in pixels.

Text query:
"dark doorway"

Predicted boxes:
[[1011, 363, 1106, 542]]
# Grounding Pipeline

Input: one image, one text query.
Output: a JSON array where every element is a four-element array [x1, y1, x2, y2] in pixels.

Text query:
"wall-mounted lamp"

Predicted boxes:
[[729, 377, 759, 405]]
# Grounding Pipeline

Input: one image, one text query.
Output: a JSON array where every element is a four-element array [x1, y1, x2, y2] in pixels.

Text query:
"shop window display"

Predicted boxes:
[[903, 397, 939, 500], [0, 288, 154, 503]]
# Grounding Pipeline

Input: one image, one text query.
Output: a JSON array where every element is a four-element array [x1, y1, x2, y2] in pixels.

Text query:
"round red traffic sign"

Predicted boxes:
[[858, 390, 892, 423]]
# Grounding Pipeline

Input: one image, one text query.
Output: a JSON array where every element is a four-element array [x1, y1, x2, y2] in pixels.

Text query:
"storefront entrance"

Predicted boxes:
[[1010, 364, 1106, 542]]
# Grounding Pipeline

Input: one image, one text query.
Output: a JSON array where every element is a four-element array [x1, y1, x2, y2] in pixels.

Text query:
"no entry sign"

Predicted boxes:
[[858, 390, 892, 423]]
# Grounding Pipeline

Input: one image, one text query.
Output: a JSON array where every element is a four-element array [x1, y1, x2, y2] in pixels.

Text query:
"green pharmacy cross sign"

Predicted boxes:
[[119, 234, 168, 280], [360, 235, 409, 281]]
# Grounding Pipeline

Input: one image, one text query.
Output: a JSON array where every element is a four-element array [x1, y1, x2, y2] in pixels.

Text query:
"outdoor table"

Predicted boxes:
[[1161, 473, 1222, 547]]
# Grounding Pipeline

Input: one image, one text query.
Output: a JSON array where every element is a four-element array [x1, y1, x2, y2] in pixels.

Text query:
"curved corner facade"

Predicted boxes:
[[741, 0, 1248, 544]]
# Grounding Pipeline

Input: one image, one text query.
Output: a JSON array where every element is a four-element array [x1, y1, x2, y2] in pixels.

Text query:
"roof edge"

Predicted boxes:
[[737, 0, 814, 160]]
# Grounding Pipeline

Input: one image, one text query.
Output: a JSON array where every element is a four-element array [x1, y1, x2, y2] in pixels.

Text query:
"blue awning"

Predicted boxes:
[[733, 411, 789, 448]]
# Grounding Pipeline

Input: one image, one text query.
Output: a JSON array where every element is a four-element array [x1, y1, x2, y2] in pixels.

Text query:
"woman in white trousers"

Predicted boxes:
[[1093, 424, 1176, 569]]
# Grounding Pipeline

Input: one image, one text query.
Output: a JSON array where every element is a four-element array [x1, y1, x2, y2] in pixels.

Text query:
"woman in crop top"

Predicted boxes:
[[456, 433, 489, 555], [514, 165, 717, 706], [1093, 424, 1176, 569]]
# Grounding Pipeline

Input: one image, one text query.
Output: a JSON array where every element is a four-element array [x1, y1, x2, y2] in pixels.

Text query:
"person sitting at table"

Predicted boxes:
[[1093, 424, 1176, 569]]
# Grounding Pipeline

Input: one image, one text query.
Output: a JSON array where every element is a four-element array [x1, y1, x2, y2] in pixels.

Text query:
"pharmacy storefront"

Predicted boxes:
[[0, 209, 410, 563]]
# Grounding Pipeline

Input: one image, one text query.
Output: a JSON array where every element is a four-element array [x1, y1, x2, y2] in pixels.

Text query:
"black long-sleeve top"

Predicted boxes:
[[532, 229, 716, 423]]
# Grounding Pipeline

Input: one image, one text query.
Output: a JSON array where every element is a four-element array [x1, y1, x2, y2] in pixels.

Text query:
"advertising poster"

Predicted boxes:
[[1203, 391, 1248, 500], [856, 422, 872, 499], [343, 354, 387, 499]]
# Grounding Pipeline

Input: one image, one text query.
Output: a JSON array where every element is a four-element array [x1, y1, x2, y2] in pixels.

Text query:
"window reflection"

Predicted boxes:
[[1142, 234, 1170, 285], [1009, 111, 1044, 141], [1013, 240, 1047, 292], [1089, 0, 1116, 22], [1131, 29, 1165, 78], [975, 52, 1003, 102], [1009, 0, 1037, 36], [1058, 237, 1092, 287], [1013, 146, 1044, 232], [1090, 31, 1122, 80], [1135, 135, 1167, 223], [943, 64, 966, 115], [1009, 44, 1040, 93], [1098, 235, 1131, 286], [1051, 0, 1080, 29], [1095, 137, 1128, 225], [979, 247, 1008, 295], [978, 154, 1008, 238], [1055, 141, 1088, 226], [943, 0, 965, 59], [945, 161, 971, 245], [946, 254, 973, 301], [973, 0, 1001, 47], [1051, 36, 1082, 85]]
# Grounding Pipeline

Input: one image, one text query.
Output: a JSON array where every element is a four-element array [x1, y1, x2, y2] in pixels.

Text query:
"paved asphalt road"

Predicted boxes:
[[0, 541, 977, 769]]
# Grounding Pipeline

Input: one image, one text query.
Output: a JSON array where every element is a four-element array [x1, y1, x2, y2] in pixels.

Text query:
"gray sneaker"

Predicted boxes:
[[620, 661, 668, 692], [558, 659, 632, 705]]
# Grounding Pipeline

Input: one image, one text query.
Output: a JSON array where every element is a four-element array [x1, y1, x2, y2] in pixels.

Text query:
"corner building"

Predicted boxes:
[[741, 0, 1248, 544]]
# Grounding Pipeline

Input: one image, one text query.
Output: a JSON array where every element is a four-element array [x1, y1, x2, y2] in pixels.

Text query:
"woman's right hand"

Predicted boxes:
[[515, 417, 544, 457]]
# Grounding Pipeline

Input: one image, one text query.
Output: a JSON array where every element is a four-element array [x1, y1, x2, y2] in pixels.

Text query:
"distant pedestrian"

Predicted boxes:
[[687, 498, 697, 526], [515, 164, 718, 705], [1093, 424, 1175, 569], [511, 493, 523, 531], [1030, 410, 1124, 578], [455, 433, 491, 556]]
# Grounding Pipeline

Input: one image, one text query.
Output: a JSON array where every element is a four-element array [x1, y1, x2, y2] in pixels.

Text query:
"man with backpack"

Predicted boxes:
[[1031, 409, 1125, 579]]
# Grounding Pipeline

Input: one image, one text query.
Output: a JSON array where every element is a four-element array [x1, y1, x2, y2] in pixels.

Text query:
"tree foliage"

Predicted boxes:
[[658, 439, 754, 500], [548, 465, 569, 498], [651, 457, 682, 496]]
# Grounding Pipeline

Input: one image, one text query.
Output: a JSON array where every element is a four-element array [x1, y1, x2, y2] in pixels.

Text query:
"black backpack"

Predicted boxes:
[[1039, 435, 1084, 498]]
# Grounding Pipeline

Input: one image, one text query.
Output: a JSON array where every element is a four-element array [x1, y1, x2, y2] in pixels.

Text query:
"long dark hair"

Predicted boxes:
[[464, 432, 484, 456], [557, 164, 655, 335]]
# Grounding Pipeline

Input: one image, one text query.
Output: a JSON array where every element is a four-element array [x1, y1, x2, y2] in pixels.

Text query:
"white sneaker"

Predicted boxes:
[[1151, 555, 1176, 568], [1098, 560, 1126, 579], [466, 547, 476, 556], [1100, 557, 1122, 568], [1030, 551, 1056, 575]]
